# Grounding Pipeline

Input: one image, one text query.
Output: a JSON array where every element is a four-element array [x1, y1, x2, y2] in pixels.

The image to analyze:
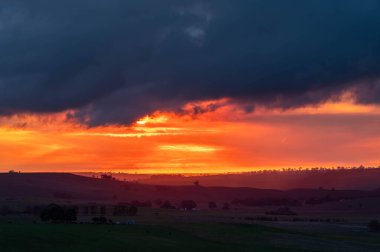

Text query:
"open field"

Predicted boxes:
[[3, 1, 380, 251], [1, 173, 380, 251], [86, 168, 380, 190], [0, 218, 379, 252], [1, 206, 380, 252], [2, 173, 380, 205]]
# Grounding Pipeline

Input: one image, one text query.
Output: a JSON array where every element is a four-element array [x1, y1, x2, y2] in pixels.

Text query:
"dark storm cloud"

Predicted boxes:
[[1, 0, 380, 124]]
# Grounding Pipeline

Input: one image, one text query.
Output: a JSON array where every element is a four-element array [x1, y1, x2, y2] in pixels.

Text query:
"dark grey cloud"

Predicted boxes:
[[1, 0, 380, 124]]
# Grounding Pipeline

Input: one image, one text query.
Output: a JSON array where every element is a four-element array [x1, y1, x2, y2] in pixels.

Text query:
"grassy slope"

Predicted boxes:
[[133, 169, 380, 190], [1, 221, 380, 252], [0, 222, 316, 252], [0, 173, 377, 204]]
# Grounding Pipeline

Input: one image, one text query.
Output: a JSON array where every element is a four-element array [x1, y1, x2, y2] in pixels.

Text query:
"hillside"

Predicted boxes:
[[130, 168, 380, 190], [1, 173, 380, 205]]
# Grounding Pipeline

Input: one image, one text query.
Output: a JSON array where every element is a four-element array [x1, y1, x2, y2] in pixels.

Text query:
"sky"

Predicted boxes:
[[1, 1, 380, 173]]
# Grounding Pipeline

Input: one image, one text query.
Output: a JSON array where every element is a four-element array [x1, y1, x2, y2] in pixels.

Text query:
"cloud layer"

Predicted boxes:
[[1, 0, 380, 124]]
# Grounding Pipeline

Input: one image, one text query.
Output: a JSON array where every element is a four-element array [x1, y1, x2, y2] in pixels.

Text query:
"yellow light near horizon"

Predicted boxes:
[[295, 102, 380, 115], [136, 115, 168, 125], [1, 98, 380, 174], [69, 131, 182, 138], [159, 144, 220, 152]]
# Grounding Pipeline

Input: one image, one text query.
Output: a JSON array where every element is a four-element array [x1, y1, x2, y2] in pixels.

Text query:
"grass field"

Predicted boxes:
[[1, 172, 380, 251], [0, 222, 306, 252], [0, 219, 380, 252]]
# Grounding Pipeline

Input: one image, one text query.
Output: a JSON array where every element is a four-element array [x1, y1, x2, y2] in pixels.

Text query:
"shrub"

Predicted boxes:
[[222, 203, 230, 210], [92, 216, 108, 224], [208, 201, 217, 209], [113, 203, 138, 216], [130, 200, 152, 208], [161, 201, 176, 209], [368, 220, 380, 232], [180, 200, 197, 210], [40, 204, 77, 222], [266, 207, 297, 216]]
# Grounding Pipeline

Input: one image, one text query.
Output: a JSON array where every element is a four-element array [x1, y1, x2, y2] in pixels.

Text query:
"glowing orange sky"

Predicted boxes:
[[1, 98, 380, 174]]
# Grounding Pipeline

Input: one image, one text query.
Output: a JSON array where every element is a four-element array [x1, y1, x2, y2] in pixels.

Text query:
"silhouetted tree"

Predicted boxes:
[[113, 203, 127, 216], [40, 204, 77, 222], [53, 191, 72, 199], [232, 198, 301, 207], [40, 204, 65, 222], [100, 206, 106, 215], [101, 174, 114, 180], [155, 185, 172, 191], [113, 203, 138, 216], [208, 201, 217, 209], [92, 216, 108, 224], [180, 200, 197, 210], [0, 206, 11, 216], [65, 207, 78, 221], [154, 199, 163, 206], [90, 205, 98, 215], [161, 201, 176, 209], [368, 220, 380, 232], [83, 206, 89, 215], [222, 203, 230, 210], [130, 200, 152, 208], [129, 205, 138, 216], [266, 207, 297, 216]]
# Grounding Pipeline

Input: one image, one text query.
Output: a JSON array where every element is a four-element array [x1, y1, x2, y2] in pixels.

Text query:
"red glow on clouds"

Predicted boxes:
[[1, 98, 380, 173]]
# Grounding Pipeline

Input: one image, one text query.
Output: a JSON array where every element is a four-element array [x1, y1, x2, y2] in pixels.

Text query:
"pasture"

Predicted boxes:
[[1, 207, 380, 252]]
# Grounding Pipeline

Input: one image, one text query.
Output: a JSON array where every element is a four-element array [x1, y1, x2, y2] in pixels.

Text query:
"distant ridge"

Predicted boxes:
[[79, 167, 380, 190], [1, 172, 380, 204]]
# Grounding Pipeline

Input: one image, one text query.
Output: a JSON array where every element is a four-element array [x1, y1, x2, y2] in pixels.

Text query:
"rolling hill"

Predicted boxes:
[[1, 173, 380, 205]]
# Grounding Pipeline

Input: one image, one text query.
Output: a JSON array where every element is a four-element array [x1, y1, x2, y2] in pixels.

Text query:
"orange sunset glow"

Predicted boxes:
[[4, 2, 380, 251], [1, 98, 380, 174]]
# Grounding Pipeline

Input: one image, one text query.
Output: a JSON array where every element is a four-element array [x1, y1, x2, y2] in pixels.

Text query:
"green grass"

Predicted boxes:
[[0, 222, 315, 252], [0, 217, 379, 252]]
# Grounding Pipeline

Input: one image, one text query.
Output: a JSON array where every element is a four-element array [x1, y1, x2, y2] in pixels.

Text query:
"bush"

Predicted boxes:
[[208, 201, 217, 209], [368, 220, 380, 232], [232, 198, 301, 207], [130, 200, 152, 208], [53, 191, 73, 199], [92, 217, 108, 224], [161, 201, 176, 209], [180, 200, 197, 210], [0, 206, 12, 216], [40, 204, 77, 222], [154, 199, 163, 206], [222, 203, 230, 210], [113, 203, 138, 216], [266, 207, 297, 216]]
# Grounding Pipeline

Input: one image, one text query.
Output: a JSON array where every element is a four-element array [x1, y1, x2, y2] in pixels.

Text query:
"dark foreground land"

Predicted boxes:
[[79, 167, 380, 190], [0, 221, 380, 252], [1, 173, 380, 251], [1, 221, 302, 252]]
